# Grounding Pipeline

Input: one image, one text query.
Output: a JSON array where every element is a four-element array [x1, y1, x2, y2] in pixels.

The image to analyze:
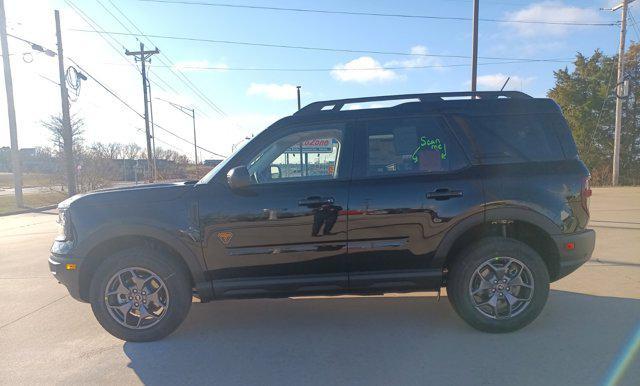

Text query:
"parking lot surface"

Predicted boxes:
[[1, 187, 638, 385]]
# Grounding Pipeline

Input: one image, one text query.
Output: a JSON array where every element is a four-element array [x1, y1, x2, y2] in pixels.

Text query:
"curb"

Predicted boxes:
[[0, 204, 58, 217]]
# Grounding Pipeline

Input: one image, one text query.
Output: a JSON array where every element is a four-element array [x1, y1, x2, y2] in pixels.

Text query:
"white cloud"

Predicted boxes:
[[474, 73, 535, 90], [246, 83, 298, 100], [384, 45, 444, 70], [505, 1, 604, 38], [172, 60, 228, 72], [331, 56, 399, 83]]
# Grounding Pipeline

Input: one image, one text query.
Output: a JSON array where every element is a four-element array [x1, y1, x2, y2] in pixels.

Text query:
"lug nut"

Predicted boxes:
[[134, 302, 139, 307], [494, 280, 498, 284], [128, 296, 132, 300], [141, 291, 146, 295]]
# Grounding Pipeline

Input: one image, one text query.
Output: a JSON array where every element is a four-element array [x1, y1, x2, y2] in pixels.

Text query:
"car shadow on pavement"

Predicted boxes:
[[123, 290, 640, 386]]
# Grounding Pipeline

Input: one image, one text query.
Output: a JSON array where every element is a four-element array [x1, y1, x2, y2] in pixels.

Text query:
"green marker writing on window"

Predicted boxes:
[[411, 137, 447, 162]]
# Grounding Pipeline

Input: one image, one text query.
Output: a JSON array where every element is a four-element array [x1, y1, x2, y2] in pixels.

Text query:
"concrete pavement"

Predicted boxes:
[[0, 188, 638, 385]]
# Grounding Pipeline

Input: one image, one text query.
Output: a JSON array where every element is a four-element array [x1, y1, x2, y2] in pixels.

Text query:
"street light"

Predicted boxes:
[[155, 98, 198, 171], [6, 33, 56, 56], [232, 136, 251, 152]]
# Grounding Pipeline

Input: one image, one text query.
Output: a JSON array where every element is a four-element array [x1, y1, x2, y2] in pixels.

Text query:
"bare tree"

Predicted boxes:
[[107, 143, 123, 159], [122, 143, 142, 160], [42, 114, 85, 153]]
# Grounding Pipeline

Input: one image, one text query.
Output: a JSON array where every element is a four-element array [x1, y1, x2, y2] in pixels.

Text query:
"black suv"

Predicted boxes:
[[50, 91, 595, 341]]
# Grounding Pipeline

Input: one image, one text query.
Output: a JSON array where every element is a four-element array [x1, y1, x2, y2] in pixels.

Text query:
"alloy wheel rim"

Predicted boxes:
[[104, 267, 169, 329], [468, 256, 534, 319]]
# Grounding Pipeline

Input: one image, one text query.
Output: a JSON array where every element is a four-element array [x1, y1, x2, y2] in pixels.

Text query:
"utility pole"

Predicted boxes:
[[191, 108, 197, 170], [0, 0, 23, 207], [470, 0, 479, 95], [146, 78, 158, 180], [297, 85, 301, 110], [612, 0, 633, 186], [55, 10, 76, 196], [126, 42, 158, 182]]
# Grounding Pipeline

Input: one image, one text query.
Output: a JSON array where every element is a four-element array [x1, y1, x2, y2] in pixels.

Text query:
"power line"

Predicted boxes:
[[68, 58, 227, 158], [69, 29, 575, 63], [104, 0, 230, 118], [65, 0, 177, 94], [628, 9, 640, 41], [95, 0, 180, 95], [109, 59, 570, 72], [137, 0, 618, 26]]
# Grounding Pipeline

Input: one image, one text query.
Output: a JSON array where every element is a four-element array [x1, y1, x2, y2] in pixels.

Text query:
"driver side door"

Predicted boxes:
[[198, 123, 353, 298]]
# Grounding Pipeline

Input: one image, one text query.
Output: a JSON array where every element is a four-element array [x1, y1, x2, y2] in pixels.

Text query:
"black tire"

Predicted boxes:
[[89, 247, 192, 342], [447, 237, 550, 333]]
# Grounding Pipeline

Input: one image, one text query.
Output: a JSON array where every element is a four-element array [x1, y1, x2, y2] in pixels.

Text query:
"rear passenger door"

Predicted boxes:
[[347, 115, 484, 292]]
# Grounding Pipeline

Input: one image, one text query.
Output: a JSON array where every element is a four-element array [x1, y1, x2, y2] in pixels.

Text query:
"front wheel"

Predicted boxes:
[[89, 247, 192, 342], [447, 237, 550, 333]]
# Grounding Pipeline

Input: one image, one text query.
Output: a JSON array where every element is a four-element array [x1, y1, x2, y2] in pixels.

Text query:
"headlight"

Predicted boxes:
[[56, 208, 73, 241]]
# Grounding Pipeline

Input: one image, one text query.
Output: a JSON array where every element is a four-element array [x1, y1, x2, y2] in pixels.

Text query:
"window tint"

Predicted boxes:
[[365, 117, 466, 176], [451, 114, 563, 163], [248, 128, 342, 184]]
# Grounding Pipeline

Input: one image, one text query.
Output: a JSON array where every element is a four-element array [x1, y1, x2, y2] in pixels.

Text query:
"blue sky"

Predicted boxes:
[[0, 0, 631, 159]]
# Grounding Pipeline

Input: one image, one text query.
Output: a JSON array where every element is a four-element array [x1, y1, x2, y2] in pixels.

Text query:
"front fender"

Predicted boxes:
[[74, 222, 208, 287]]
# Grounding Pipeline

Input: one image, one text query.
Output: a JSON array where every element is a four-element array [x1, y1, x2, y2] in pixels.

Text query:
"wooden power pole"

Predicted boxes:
[[55, 10, 76, 196], [0, 0, 23, 207], [612, 0, 632, 186], [126, 42, 158, 182]]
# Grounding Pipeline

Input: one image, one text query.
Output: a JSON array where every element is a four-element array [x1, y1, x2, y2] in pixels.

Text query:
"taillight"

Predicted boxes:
[[581, 176, 591, 213]]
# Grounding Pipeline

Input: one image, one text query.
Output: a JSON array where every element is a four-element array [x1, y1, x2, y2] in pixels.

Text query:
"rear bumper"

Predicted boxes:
[[49, 253, 85, 302], [552, 229, 596, 280]]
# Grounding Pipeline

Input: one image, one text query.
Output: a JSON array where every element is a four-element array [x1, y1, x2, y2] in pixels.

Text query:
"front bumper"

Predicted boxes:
[[49, 250, 85, 302], [552, 229, 596, 280]]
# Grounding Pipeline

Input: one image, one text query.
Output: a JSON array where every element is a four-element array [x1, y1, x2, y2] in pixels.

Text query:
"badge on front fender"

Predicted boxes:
[[217, 231, 233, 245]]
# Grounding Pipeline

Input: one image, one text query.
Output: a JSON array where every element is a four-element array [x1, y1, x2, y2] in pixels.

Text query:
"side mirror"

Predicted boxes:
[[227, 166, 251, 190]]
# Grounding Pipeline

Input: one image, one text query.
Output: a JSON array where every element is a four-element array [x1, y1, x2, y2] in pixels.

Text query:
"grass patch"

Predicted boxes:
[[0, 173, 55, 188], [0, 191, 67, 215]]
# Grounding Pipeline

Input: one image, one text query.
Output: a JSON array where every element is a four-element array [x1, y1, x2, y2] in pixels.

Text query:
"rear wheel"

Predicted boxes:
[[89, 247, 192, 342], [447, 237, 549, 333]]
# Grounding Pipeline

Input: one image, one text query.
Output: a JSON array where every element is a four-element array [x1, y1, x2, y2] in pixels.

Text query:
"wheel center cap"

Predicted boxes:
[[497, 284, 505, 290], [134, 294, 141, 301]]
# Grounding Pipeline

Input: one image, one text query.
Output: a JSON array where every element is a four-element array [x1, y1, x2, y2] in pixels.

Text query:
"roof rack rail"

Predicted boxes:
[[294, 91, 532, 115]]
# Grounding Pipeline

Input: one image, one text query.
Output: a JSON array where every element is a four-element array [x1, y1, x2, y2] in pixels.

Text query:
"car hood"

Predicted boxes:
[[59, 181, 197, 209]]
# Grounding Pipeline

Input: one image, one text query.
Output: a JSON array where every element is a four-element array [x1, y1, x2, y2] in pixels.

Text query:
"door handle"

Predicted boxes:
[[426, 188, 463, 200], [298, 196, 335, 206]]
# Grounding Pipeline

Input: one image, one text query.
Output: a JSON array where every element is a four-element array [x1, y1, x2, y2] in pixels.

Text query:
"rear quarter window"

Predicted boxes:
[[363, 116, 468, 177], [450, 113, 564, 164]]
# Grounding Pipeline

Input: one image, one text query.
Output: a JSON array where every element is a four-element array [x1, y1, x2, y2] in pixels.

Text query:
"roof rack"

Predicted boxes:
[[294, 91, 532, 115]]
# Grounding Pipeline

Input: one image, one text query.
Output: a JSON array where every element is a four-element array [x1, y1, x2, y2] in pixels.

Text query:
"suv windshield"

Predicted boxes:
[[197, 140, 249, 184]]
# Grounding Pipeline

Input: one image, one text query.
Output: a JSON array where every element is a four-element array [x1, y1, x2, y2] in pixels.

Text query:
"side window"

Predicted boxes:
[[248, 128, 343, 184], [451, 114, 564, 163], [365, 117, 467, 176]]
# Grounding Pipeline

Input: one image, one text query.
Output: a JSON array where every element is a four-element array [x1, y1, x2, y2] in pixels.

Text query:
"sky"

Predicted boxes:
[[0, 0, 632, 161]]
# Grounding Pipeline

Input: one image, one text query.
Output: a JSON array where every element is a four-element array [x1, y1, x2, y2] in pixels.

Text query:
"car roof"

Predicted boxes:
[[279, 91, 561, 126]]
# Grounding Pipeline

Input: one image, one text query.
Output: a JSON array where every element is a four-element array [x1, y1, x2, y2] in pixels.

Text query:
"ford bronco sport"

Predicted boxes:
[[50, 91, 595, 341]]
